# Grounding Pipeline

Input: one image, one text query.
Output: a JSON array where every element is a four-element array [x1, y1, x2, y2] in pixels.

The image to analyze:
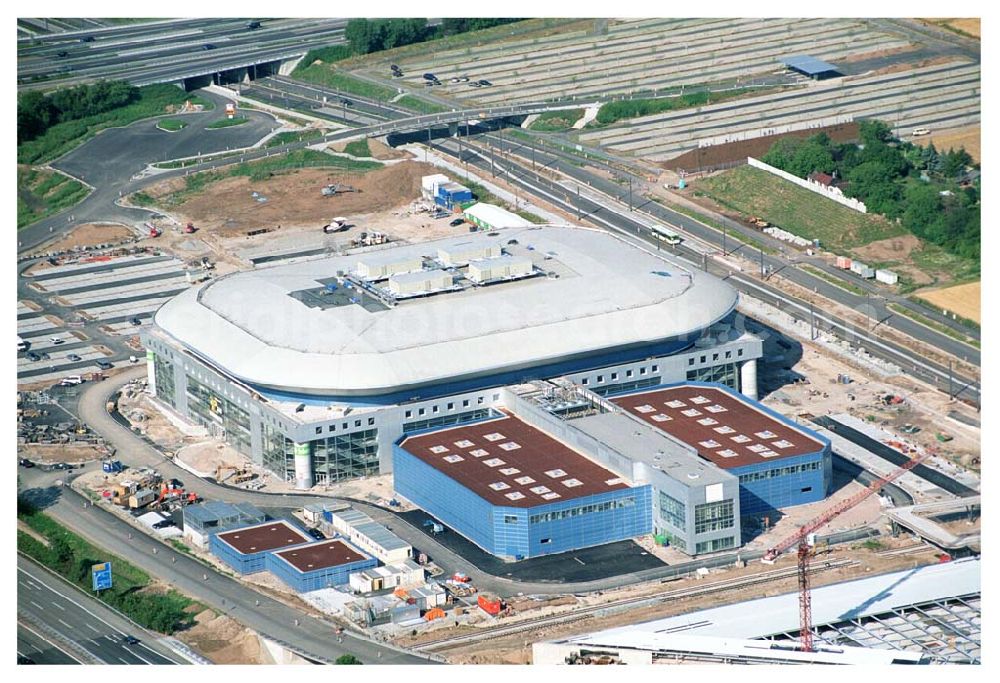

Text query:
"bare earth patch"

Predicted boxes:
[[850, 234, 934, 285], [915, 281, 981, 323], [177, 610, 272, 664], [41, 223, 136, 252], [147, 160, 441, 234]]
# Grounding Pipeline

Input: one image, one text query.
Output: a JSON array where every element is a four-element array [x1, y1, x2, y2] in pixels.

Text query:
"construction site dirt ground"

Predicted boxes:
[[177, 610, 272, 664], [18, 443, 104, 464], [37, 222, 137, 252], [141, 160, 444, 235], [414, 542, 943, 664], [754, 320, 980, 472]]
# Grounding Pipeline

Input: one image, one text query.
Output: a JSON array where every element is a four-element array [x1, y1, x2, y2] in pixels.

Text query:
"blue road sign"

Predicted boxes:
[[92, 562, 113, 591]]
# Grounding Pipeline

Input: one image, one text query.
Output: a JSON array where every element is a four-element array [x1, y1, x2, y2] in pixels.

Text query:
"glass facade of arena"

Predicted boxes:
[[394, 443, 652, 559], [312, 428, 380, 484], [262, 423, 295, 481], [694, 499, 735, 534], [687, 362, 738, 389], [152, 354, 176, 407], [185, 376, 253, 456], [695, 536, 735, 554], [658, 492, 686, 530]]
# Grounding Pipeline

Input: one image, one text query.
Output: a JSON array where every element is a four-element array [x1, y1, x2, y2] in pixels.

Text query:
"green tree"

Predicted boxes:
[[17, 90, 54, 144], [761, 137, 800, 171], [345, 19, 377, 54], [336, 654, 363, 664], [788, 136, 835, 177], [859, 119, 893, 145], [940, 147, 973, 178]]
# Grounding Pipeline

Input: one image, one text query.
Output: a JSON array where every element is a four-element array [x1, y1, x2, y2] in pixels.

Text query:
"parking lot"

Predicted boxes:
[[18, 251, 195, 387], [580, 59, 981, 160], [389, 18, 909, 105]]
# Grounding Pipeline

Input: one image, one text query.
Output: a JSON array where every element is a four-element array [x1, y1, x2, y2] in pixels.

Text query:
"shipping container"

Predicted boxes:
[[875, 269, 899, 285], [478, 593, 503, 615]]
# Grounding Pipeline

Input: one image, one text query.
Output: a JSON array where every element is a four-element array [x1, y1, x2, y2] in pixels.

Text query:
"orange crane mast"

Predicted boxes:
[[762, 447, 934, 652]]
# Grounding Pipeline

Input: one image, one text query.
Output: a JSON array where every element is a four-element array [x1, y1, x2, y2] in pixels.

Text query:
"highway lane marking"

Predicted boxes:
[[126, 645, 155, 665], [58, 618, 74, 629], [117, 656, 130, 664], [18, 621, 84, 664], [18, 566, 131, 641], [85, 623, 100, 633], [29, 600, 45, 610], [51, 601, 66, 611]]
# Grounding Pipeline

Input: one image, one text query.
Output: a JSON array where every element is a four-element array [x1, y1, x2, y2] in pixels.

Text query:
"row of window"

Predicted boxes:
[[659, 492, 686, 530], [687, 363, 738, 390], [591, 376, 661, 397], [403, 408, 493, 434], [403, 394, 499, 421], [528, 496, 635, 524], [689, 348, 744, 367], [315, 415, 376, 435], [695, 536, 735, 554], [694, 499, 735, 534], [152, 353, 176, 407], [738, 460, 822, 484], [579, 364, 658, 387]]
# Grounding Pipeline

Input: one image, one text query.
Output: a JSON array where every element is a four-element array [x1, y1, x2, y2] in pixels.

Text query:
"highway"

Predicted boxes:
[[17, 556, 184, 664], [18, 18, 350, 89]]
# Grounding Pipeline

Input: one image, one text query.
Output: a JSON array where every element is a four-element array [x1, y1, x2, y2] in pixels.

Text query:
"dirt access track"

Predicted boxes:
[[144, 160, 442, 234]]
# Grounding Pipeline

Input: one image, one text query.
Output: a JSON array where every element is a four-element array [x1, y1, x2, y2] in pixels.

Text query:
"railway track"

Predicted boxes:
[[414, 558, 858, 651]]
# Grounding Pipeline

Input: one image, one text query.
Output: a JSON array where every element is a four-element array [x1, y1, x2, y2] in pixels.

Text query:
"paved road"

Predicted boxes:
[[18, 18, 350, 89], [17, 556, 183, 664], [17, 621, 80, 664], [17, 463, 435, 665]]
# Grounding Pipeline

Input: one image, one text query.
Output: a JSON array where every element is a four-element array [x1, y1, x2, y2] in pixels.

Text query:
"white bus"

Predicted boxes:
[[651, 224, 683, 245]]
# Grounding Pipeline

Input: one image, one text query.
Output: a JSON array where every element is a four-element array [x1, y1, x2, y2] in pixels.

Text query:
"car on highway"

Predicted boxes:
[[67, 353, 82, 362], [341, 98, 352, 107], [96, 360, 113, 370], [26, 351, 41, 362], [19, 458, 35, 468], [123, 636, 141, 645], [247, 20, 261, 30], [79, 36, 94, 42], [307, 527, 325, 540], [56, 50, 69, 58], [422, 72, 437, 81], [450, 218, 465, 227], [202, 43, 217, 51]]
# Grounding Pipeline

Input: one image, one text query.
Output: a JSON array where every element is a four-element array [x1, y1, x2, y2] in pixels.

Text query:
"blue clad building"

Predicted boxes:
[[609, 382, 832, 519], [210, 520, 312, 575], [266, 539, 377, 593], [395, 414, 652, 560]]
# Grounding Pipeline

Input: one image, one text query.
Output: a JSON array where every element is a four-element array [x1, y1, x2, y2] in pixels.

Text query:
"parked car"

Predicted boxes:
[[96, 360, 113, 370], [51, 462, 74, 471], [422, 72, 437, 81], [26, 351, 41, 362], [19, 458, 35, 468], [50, 336, 65, 345], [307, 527, 325, 540], [153, 519, 175, 529], [450, 218, 465, 227], [67, 353, 81, 362]]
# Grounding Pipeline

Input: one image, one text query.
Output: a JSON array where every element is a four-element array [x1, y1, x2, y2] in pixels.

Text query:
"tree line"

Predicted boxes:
[[761, 120, 980, 262], [18, 80, 138, 145]]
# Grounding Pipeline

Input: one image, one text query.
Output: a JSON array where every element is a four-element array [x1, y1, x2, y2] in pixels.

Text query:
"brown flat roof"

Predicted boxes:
[[400, 413, 630, 508], [216, 520, 311, 554], [611, 385, 826, 469], [273, 540, 368, 573]]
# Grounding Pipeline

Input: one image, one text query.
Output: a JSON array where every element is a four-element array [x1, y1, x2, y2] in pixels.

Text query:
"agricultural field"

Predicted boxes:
[[693, 165, 978, 290], [915, 281, 981, 324], [17, 166, 89, 229], [912, 124, 981, 164]]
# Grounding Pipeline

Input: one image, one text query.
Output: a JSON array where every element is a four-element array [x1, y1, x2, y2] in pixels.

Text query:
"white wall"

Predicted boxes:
[[747, 157, 868, 213]]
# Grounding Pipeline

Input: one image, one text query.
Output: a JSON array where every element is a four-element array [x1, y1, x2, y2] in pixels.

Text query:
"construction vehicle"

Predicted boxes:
[[746, 216, 770, 228], [323, 217, 349, 233], [352, 231, 386, 247], [762, 448, 934, 652], [128, 488, 157, 509], [184, 222, 197, 234], [321, 183, 358, 197], [214, 464, 254, 485], [147, 224, 161, 238], [477, 593, 512, 617], [102, 459, 123, 473]]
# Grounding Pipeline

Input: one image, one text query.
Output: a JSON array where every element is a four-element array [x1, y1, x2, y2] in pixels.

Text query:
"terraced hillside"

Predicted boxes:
[[385, 18, 910, 105], [580, 60, 980, 160]]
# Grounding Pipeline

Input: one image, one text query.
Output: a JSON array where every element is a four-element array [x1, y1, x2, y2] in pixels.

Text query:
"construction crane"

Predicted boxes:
[[761, 447, 935, 652]]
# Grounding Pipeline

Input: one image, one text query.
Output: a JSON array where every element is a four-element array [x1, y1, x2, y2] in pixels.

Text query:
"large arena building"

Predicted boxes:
[[143, 226, 763, 494]]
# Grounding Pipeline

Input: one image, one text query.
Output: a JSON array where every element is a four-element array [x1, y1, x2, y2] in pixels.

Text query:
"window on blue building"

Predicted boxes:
[[695, 500, 734, 534], [504, 515, 518, 524]]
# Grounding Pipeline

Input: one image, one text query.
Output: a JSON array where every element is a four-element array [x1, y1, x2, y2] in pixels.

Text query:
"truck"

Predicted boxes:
[[477, 593, 507, 616], [102, 459, 123, 473], [323, 217, 349, 233]]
